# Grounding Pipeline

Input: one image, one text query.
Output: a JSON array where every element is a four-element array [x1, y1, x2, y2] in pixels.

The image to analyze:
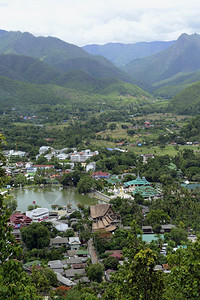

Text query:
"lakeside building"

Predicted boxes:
[[26, 207, 49, 222]]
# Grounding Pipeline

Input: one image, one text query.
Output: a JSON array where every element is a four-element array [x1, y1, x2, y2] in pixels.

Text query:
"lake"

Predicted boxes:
[[11, 186, 99, 212]]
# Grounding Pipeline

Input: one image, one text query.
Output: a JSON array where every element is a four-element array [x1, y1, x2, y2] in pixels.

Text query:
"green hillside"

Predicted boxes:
[[180, 115, 200, 140], [167, 81, 200, 114], [0, 54, 65, 84], [0, 74, 154, 116], [153, 71, 200, 98]]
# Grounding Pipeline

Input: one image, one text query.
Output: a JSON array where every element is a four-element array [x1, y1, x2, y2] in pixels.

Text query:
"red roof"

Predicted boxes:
[[9, 213, 32, 225], [34, 165, 54, 168], [93, 171, 110, 177]]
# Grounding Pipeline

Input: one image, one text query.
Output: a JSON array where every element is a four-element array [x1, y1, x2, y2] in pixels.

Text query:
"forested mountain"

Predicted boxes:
[[167, 80, 200, 115], [83, 41, 174, 67], [123, 33, 200, 97], [0, 29, 136, 84], [0, 53, 151, 96]]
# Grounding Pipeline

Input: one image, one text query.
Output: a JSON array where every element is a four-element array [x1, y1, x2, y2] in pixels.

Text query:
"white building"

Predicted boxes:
[[39, 146, 52, 154], [9, 150, 26, 157], [68, 237, 81, 250], [86, 162, 96, 172], [70, 150, 99, 163], [26, 207, 49, 222]]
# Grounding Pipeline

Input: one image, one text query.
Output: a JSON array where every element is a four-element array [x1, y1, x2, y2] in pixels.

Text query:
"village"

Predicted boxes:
[[3, 142, 199, 295]]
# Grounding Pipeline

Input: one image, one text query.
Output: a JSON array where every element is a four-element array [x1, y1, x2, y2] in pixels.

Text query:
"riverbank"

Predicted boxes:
[[89, 190, 111, 203]]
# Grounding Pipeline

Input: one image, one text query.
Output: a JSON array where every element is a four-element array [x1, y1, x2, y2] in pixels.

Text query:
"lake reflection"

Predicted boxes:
[[11, 186, 99, 212]]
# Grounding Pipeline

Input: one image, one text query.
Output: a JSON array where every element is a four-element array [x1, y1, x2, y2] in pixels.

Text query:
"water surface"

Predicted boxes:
[[12, 186, 99, 212]]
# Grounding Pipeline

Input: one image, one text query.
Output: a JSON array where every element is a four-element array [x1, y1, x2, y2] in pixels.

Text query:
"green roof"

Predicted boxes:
[[133, 185, 159, 198], [76, 250, 89, 255], [124, 174, 150, 187], [106, 178, 122, 184]]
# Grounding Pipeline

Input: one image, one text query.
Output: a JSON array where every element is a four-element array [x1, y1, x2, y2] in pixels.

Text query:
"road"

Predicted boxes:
[[88, 238, 98, 264]]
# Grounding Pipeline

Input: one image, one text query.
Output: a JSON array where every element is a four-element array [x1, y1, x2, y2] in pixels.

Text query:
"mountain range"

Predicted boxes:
[[0, 29, 200, 115]]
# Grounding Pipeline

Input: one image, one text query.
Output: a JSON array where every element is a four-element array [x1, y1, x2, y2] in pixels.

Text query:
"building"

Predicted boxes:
[[68, 237, 81, 250], [50, 237, 69, 248], [26, 208, 49, 222], [86, 162, 96, 172], [70, 149, 99, 163], [9, 213, 32, 227], [124, 174, 150, 190], [90, 203, 120, 232]]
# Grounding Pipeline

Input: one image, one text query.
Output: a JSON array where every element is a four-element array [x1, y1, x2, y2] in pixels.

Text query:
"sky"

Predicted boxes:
[[1, 0, 200, 46]]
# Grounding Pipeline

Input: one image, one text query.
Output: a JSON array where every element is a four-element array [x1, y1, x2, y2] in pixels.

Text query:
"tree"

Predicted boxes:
[[169, 227, 188, 246], [0, 135, 41, 299], [103, 256, 119, 270], [167, 241, 200, 299], [103, 221, 164, 300], [86, 263, 104, 283], [3, 195, 17, 212], [21, 222, 50, 250], [145, 209, 170, 227], [77, 176, 96, 193]]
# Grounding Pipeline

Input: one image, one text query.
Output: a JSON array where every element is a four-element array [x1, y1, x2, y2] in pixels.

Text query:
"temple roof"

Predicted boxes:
[[124, 174, 150, 187], [133, 185, 159, 198], [90, 204, 111, 219]]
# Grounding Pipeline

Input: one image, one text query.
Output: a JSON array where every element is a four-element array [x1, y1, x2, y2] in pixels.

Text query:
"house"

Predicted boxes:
[[161, 224, 176, 233], [86, 162, 96, 172], [92, 171, 110, 179], [72, 263, 87, 269], [48, 260, 63, 273], [90, 203, 120, 232], [142, 226, 153, 234], [68, 237, 81, 250], [74, 276, 90, 284], [64, 268, 85, 278], [188, 234, 197, 243], [9, 213, 32, 227], [33, 165, 54, 170], [70, 149, 99, 163], [55, 272, 76, 287], [50, 237, 69, 248], [62, 258, 82, 266]]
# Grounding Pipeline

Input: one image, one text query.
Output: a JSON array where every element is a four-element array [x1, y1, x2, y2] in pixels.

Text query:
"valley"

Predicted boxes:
[[0, 28, 200, 300]]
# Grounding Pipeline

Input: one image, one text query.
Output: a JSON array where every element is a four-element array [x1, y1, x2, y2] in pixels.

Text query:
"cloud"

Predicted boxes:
[[0, 0, 200, 45]]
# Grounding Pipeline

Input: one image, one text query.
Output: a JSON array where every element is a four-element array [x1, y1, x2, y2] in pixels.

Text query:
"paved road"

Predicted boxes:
[[88, 238, 98, 264]]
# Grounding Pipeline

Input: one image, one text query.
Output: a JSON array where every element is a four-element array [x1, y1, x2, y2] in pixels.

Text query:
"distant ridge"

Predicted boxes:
[[83, 40, 174, 67]]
